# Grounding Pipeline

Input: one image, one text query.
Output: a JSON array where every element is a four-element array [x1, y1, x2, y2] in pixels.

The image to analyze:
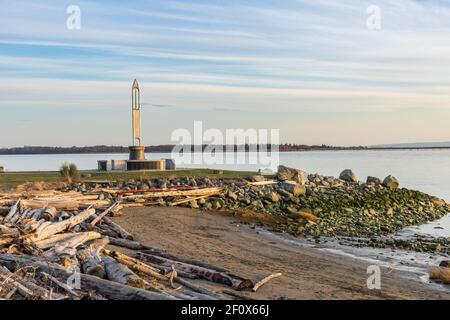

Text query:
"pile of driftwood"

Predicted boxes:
[[0, 185, 225, 212], [0, 189, 281, 300], [97, 185, 224, 208]]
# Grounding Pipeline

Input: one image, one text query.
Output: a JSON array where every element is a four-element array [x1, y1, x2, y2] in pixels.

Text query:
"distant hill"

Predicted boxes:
[[372, 141, 450, 148], [0, 144, 368, 155], [2, 143, 449, 155]]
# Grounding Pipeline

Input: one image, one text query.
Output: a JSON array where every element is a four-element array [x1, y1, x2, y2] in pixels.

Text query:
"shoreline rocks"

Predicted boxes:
[[279, 181, 306, 196], [366, 176, 381, 185], [383, 175, 399, 189], [339, 169, 358, 182], [63, 166, 449, 254], [277, 165, 308, 185]]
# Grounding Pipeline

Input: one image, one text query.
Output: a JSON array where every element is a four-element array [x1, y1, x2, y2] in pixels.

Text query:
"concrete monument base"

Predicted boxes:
[[129, 146, 145, 160], [97, 159, 170, 171]]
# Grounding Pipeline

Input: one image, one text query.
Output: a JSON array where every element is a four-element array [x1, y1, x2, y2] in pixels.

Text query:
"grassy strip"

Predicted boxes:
[[0, 169, 256, 190]]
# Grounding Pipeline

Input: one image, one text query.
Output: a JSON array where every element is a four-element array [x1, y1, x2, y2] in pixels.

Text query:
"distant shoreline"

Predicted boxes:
[[1, 145, 450, 155]]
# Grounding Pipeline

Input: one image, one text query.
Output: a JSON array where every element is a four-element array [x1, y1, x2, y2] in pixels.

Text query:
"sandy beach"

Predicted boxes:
[[114, 206, 450, 300]]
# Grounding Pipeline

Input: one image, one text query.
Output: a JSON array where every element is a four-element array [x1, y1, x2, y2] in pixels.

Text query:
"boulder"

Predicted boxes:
[[366, 176, 381, 185], [251, 200, 264, 210], [188, 178, 197, 187], [383, 175, 399, 189], [239, 196, 251, 205], [264, 191, 280, 203], [164, 159, 176, 170], [157, 178, 167, 189], [226, 191, 238, 201], [279, 182, 306, 196], [339, 169, 358, 182], [137, 182, 147, 190], [147, 180, 156, 188], [277, 188, 293, 198], [277, 165, 308, 185]]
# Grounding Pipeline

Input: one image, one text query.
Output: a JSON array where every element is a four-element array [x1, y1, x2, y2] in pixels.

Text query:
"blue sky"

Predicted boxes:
[[1, 0, 450, 147]]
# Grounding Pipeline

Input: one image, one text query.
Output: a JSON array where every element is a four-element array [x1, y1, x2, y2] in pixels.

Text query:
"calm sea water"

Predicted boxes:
[[1, 150, 449, 237]]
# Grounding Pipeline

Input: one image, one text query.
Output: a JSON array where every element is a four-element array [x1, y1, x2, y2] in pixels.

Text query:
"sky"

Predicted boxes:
[[1, 0, 450, 147]]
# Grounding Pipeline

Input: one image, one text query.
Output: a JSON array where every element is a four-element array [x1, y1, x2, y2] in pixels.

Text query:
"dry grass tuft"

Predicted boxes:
[[429, 267, 450, 284], [59, 163, 79, 183]]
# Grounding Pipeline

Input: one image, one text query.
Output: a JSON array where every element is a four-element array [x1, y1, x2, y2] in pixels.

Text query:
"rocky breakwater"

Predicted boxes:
[[210, 167, 448, 236], [199, 166, 449, 255], [63, 167, 449, 255]]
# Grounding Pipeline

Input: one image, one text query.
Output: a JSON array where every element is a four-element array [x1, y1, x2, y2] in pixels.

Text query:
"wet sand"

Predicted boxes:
[[114, 206, 450, 300]]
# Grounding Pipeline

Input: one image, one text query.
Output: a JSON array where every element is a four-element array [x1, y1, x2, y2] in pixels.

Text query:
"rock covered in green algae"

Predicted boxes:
[[383, 175, 400, 189], [197, 170, 449, 241], [339, 169, 358, 182], [346, 235, 450, 256], [367, 176, 381, 185], [64, 168, 449, 252]]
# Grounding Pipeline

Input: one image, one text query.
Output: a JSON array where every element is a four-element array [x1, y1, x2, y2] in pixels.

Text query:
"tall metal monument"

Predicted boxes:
[[97, 79, 173, 171], [131, 79, 141, 146], [129, 79, 145, 160]]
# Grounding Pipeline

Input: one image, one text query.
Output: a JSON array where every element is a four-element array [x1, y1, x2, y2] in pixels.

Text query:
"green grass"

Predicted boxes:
[[0, 169, 257, 190]]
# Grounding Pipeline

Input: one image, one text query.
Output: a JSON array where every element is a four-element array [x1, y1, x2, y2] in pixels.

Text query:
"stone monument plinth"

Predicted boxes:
[[129, 146, 145, 160]]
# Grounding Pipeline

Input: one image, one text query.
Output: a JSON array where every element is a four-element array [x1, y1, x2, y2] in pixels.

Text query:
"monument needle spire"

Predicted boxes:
[[131, 79, 141, 147]]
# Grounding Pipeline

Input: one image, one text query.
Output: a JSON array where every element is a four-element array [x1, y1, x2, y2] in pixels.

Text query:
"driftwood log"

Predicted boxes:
[[123, 187, 223, 200], [104, 250, 167, 281], [0, 225, 19, 237], [100, 217, 133, 240], [141, 248, 230, 273], [29, 208, 96, 241], [0, 189, 277, 300], [0, 266, 64, 300], [90, 202, 121, 227], [41, 271, 81, 298], [34, 231, 101, 250], [3, 201, 20, 223], [76, 237, 109, 278], [252, 273, 282, 292], [20, 199, 79, 211], [0, 254, 176, 300], [103, 256, 146, 289], [137, 252, 234, 286], [109, 237, 146, 250], [41, 207, 57, 221]]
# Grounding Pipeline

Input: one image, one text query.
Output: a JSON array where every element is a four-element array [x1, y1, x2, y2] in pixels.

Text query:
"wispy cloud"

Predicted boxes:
[[2, 0, 450, 145]]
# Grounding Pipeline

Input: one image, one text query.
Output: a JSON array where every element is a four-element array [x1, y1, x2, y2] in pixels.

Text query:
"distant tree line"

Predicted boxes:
[[0, 144, 369, 155]]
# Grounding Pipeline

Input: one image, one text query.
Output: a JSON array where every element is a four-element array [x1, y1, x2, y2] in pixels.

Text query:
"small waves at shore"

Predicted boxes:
[[255, 226, 450, 293], [402, 214, 450, 238]]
